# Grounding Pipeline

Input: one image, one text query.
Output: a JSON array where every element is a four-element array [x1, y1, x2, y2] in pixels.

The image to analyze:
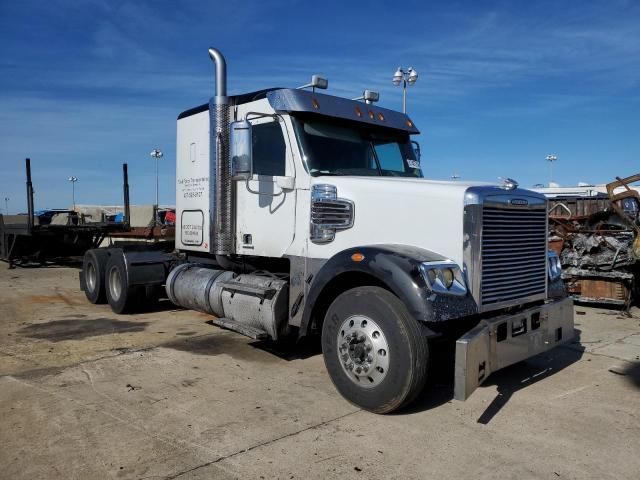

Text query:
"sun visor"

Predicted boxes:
[[266, 89, 419, 134]]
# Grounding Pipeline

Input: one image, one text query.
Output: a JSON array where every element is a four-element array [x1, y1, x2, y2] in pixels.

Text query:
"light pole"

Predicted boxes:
[[68, 177, 78, 210], [546, 154, 558, 186], [4, 197, 9, 215], [150, 149, 163, 226], [392, 66, 418, 114]]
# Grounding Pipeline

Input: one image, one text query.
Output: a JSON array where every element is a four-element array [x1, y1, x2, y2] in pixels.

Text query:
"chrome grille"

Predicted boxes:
[[481, 206, 547, 305], [311, 200, 353, 227]]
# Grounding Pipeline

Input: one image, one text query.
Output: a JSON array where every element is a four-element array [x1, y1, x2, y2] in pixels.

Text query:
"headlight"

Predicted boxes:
[[547, 250, 562, 281], [442, 268, 455, 288], [419, 261, 467, 296]]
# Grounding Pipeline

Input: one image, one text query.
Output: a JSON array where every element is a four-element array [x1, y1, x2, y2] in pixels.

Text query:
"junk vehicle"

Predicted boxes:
[[545, 174, 640, 309], [78, 48, 574, 413]]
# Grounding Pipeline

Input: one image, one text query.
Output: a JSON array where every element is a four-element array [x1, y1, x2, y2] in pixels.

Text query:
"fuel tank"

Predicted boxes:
[[165, 264, 289, 339]]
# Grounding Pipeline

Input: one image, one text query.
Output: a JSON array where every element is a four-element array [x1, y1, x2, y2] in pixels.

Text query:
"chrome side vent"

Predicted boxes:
[[310, 184, 354, 244]]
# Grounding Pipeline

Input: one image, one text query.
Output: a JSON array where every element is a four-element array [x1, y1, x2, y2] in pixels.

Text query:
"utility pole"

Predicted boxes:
[[150, 149, 163, 226], [392, 67, 418, 114], [68, 177, 78, 210]]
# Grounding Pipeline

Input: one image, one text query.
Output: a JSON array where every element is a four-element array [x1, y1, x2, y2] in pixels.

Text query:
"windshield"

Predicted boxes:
[[293, 116, 422, 177]]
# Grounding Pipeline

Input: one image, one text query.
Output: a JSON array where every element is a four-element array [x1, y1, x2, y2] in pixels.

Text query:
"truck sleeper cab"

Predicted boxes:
[[80, 48, 574, 414]]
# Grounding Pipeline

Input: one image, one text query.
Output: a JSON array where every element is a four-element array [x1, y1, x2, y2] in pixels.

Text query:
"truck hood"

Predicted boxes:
[[306, 176, 487, 266]]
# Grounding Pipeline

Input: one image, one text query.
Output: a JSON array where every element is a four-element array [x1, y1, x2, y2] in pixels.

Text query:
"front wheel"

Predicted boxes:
[[321, 286, 429, 414]]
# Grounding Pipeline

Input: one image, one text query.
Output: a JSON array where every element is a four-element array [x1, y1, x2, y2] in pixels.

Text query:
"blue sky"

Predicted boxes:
[[0, 0, 638, 212]]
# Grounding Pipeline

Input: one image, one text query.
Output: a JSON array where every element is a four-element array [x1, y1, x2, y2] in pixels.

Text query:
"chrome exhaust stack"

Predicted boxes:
[[208, 48, 233, 254]]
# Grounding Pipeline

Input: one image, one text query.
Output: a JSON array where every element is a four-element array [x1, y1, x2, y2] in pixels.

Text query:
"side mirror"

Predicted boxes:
[[230, 120, 252, 180], [411, 140, 421, 161]]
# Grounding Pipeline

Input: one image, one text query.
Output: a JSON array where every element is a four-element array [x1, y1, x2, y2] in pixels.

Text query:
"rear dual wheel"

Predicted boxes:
[[82, 249, 109, 304], [105, 250, 140, 314], [322, 286, 429, 414]]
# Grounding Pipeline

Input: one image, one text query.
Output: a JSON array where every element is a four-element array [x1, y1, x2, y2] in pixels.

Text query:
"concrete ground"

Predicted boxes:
[[0, 265, 638, 480]]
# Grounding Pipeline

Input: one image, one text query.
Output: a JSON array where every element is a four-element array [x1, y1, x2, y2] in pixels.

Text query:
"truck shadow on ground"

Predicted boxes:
[[472, 343, 585, 424], [138, 299, 183, 314], [163, 321, 323, 361], [248, 335, 323, 360], [8, 258, 84, 269], [160, 325, 589, 420], [161, 333, 287, 364], [17, 317, 150, 342], [400, 329, 586, 422], [617, 361, 640, 389], [248, 331, 587, 419]]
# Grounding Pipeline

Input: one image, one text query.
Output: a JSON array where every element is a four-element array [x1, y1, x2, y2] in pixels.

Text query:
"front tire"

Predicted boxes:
[[105, 250, 139, 314], [321, 286, 429, 414]]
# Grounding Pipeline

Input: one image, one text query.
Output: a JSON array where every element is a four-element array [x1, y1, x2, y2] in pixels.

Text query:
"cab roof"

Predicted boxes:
[[177, 88, 419, 134]]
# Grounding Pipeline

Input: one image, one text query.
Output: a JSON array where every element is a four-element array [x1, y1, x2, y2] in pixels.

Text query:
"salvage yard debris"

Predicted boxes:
[[547, 172, 640, 308]]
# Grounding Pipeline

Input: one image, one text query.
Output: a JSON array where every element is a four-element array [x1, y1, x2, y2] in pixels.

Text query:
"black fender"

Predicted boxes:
[[120, 249, 179, 286], [299, 245, 479, 337]]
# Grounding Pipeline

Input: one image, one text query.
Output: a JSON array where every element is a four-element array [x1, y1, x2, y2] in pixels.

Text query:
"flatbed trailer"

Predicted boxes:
[[0, 159, 132, 267]]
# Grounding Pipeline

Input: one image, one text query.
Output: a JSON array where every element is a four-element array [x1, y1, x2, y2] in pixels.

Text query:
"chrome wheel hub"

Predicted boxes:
[[337, 315, 389, 388], [86, 262, 97, 292], [108, 266, 122, 301]]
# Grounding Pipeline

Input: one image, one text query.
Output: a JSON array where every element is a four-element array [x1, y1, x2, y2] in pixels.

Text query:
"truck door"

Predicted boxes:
[[234, 115, 296, 257]]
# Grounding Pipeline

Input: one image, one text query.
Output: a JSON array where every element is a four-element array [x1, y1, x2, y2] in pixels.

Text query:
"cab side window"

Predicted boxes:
[[374, 142, 406, 172], [252, 121, 286, 176]]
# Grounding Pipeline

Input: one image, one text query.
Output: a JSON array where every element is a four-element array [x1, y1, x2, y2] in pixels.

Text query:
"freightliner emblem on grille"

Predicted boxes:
[[510, 198, 529, 206]]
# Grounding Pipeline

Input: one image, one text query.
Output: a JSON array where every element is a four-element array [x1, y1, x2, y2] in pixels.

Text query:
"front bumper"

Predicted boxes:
[[454, 297, 574, 401]]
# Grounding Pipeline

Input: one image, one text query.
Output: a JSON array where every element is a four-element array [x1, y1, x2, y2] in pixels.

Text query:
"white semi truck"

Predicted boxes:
[[80, 48, 574, 413]]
